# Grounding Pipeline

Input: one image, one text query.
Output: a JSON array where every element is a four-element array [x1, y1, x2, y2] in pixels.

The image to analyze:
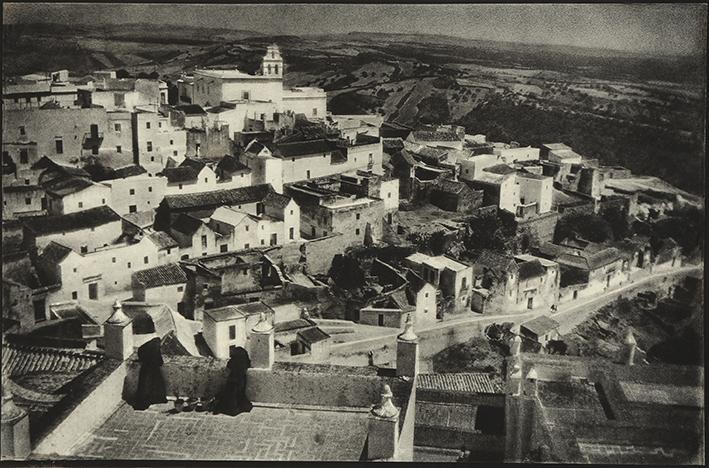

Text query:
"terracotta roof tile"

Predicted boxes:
[[417, 372, 504, 394], [132, 263, 187, 289]]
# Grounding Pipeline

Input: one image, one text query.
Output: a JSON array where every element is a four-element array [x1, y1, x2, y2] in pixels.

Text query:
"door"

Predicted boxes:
[[527, 297, 534, 310], [88, 283, 98, 300], [270, 233, 278, 246]]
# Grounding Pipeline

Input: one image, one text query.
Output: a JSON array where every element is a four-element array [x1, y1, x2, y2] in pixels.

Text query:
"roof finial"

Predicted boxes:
[[252, 311, 273, 333], [371, 384, 399, 419], [106, 300, 130, 325], [398, 314, 417, 342]]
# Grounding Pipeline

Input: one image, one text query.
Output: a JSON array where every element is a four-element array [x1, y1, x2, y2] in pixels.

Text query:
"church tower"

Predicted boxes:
[[261, 44, 283, 78]]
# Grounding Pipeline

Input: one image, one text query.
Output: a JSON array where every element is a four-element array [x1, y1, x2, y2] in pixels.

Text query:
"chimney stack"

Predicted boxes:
[[367, 384, 400, 460], [104, 300, 133, 360], [510, 334, 522, 356], [1, 376, 31, 460], [396, 315, 419, 378], [622, 329, 637, 366], [250, 312, 274, 370]]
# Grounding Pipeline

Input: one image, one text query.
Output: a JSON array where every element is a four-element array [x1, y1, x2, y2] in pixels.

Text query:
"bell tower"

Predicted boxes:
[[261, 44, 283, 78]]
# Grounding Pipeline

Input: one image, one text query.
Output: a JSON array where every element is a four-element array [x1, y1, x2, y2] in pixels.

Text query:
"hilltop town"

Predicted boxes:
[[1, 43, 704, 463]]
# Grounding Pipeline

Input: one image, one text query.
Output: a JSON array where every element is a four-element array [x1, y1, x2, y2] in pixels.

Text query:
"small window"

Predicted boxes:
[[290, 209, 294, 215], [129, 205, 137, 213], [356, 213, 360, 220], [170, 139, 174, 145], [220, 244, 228, 253], [244, 243, 250, 249], [19, 149, 28, 164], [355, 228, 360, 236], [387, 192, 391, 198], [25, 97, 30, 103], [19, 126, 25, 136], [80, 245, 88, 254], [72, 291, 78, 300], [313, 108, 317, 116], [178, 184, 183, 190], [181, 254, 189, 260], [229, 325, 236, 340], [289, 227, 294, 240], [245, 225, 249, 232], [260, 239, 265, 245], [148, 186, 153, 192], [24, 197, 31, 205], [147, 141, 153, 152], [129, 188, 135, 195], [173, 150, 178, 156], [55, 138, 63, 154], [112, 257, 116, 263], [114, 123, 122, 132], [24, 179, 30, 185], [204, 178, 208, 183], [146, 122, 151, 129], [150, 156, 155, 162], [306, 170, 311, 179], [143, 256, 149, 264], [201, 235, 208, 248], [78, 201, 84, 208], [166, 248, 171, 255], [127, 262, 132, 268], [177, 285, 184, 292], [158, 122, 162, 128]]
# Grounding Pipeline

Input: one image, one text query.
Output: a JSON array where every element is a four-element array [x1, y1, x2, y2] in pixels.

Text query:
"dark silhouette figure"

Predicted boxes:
[[213, 346, 253, 416], [133, 336, 167, 410]]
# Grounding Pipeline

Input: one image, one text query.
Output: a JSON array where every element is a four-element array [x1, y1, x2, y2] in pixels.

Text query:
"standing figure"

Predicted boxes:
[[213, 346, 253, 416], [133, 330, 167, 410]]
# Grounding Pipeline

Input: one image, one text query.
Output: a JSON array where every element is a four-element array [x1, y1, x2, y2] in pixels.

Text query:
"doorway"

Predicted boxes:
[[527, 297, 534, 310], [88, 283, 98, 300]]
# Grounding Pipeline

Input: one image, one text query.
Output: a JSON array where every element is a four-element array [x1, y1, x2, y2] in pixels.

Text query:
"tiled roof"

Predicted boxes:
[[44, 176, 95, 197], [473, 249, 516, 273], [275, 139, 335, 158], [133, 263, 187, 289], [111, 165, 147, 179], [161, 166, 198, 183], [411, 130, 460, 142], [170, 213, 204, 236], [162, 184, 274, 210], [204, 306, 246, 322], [122, 210, 155, 229], [180, 157, 207, 172], [521, 315, 560, 336], [274, 318, 316, 333], [148, 231, 179, 250], [216, 155, 250, 175], [297, 326, 330, 344], [354, 133, 380, 145], [517, 259, 546, 280], [236, 301, 273, 316], [2, 341, 104, 377], [434, 178, 469, 195], [38, 241, 73, 264], [263, 191, 291, 209], [174, 104, 206, 116], [483, 164, 517, 175], [417, 372, 504, 394], [23, 206, 121, 235]]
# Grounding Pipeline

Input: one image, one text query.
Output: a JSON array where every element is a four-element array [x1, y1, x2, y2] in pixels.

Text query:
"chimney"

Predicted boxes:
[[104, 300, 133, 360], [1, 376, 31, 460], [509, 362, 523, 396], [367, 384, 400, 460], [622, 329, 637, 366], [396, 315, 419, 378], [250, 312, 274, 370], [525, 367, 539, 397]]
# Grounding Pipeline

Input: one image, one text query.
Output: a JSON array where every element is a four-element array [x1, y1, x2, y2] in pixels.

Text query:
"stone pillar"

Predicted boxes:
[[250, 312, 274, 370], [1, 377, 31, 460], [396, 315, 418, 378], [367, 384, 400, 461], [622, 329, 637, 366], [104, 300, 134, 360]]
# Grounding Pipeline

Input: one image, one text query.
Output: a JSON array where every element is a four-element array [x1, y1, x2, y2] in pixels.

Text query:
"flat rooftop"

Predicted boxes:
[[70, 402, 369, 461]]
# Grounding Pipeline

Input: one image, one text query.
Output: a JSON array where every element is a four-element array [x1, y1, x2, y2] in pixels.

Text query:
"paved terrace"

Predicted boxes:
[[70, 402, 369, 461]]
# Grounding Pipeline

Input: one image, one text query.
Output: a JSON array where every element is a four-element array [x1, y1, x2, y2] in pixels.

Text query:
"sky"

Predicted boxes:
[[3, 3, 707, 56]]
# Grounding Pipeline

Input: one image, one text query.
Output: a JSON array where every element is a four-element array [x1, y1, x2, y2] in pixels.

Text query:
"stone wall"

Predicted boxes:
[[301, 234, 346, 275], [515, 211, 559, 248]]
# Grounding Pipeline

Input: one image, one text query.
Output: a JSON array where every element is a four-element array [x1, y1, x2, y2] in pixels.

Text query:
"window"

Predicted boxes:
[[19, 149, 28, 164], [181, 254, 189, 260], [33, 299, 46, 323], [220, 244, 228, 253], [355, 228, 360, 235], [387, 192, 391, 199], [24, 197, 31, 205], [244, 243, 250, 249], [101, 199, 105, 204], [129, 188, 135, 195], [378, 314, 384, 326], [177, 285, 184, 292], [55, 138, 63, 154], [146, 122, 151, 129], [245, 225, 249, 232], [158, 122, 162, 128], [242, 91, 250, 100], [19, 126, 25, 136], [290, 209, 294, 215], [356, 213, 360, 220], [147, 141, 153, 152], [114, 123, 122, 132], [274, 64, 279, 74], [129, 205, 137, 213], [178, 184, 183, 190], [173, 151, 178, 156], [312, 108, 317, 116], [166, 248, 171, 254], [229, 325, 236, 340], [204, 178, 208, 183], [72, 291, 78, 300], [201, 235, 208, 248], [270, 233, 277, 246], [170, 139, 174, 145], [127, 262, 132, 268], [116, 145, 122, 153], [112, 257, 116, 263], [91, 145, 99, 155], [24, 179, 30, 185], [151, 156, 155, 162], [78, 201, 84, 208], [260, 239, 265, 245], [306, 170, 311, 179], [148, 186, 153, 192], [289, 227, 294, 240], [25, 97, 31, 103]]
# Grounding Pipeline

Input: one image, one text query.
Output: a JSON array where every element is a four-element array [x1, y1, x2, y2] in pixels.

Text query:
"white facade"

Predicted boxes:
[[517, 174, 553, 215], [47, 183, 112, 215], [133, 110, 187, 175], [104, 174, 167, 215], [164, 165, 218, 196]]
